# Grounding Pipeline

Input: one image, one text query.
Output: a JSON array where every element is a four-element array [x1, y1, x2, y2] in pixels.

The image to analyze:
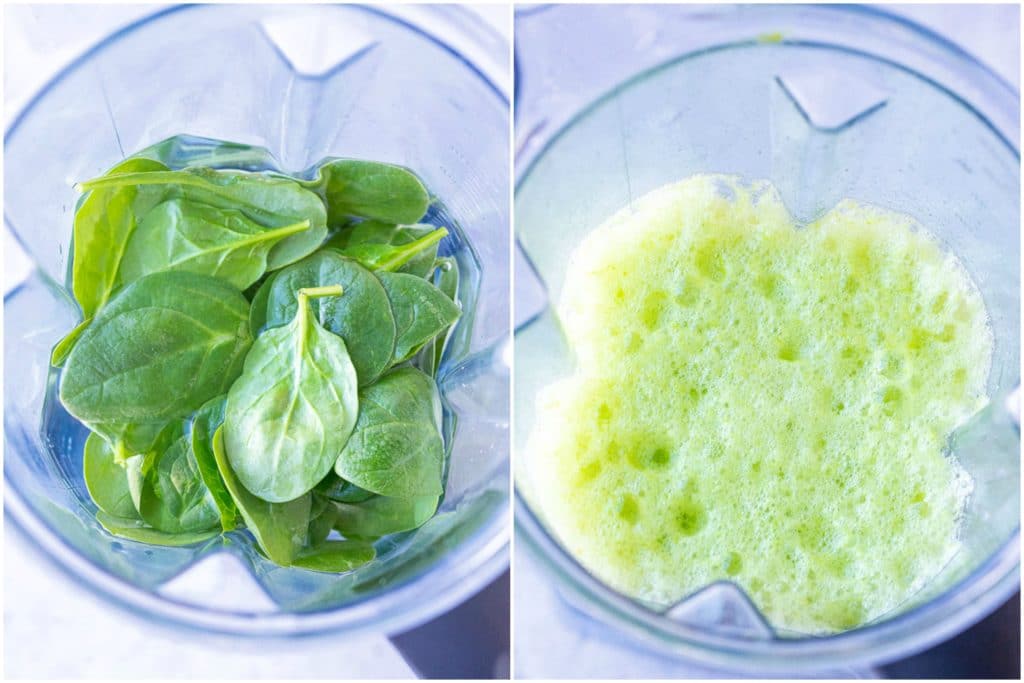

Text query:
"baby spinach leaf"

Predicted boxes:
[[303, 159, 430, 226], [59, 270, 252, 426], [96, 420, 176, 466], [290, 540, 376, 573], [211, 426, 311, 565], [78, 167, 327, 270], [248, 270, 280, 337], [70, 157, 170, 320], [334, 227, 449, 273], [418, 257, 461, 376], [334, 494, 439, 540], [377, 271, 461, 364], [138, 426, 221, 534], [327, 222, 439, 279], [118, 198, 312, 290], [334, 367, 444, 499], [252, 251, 396, 385], [131, 135, 276, 171], [51, 318, 91, 367], [96, 511, 221, 547], [124, 453, 146, 513], [315, 473, 377, 504], [307, 494, 339, 546], [189, 396, 240, 531], [224, 285, 359, 502], [83, 432, 139, 519]]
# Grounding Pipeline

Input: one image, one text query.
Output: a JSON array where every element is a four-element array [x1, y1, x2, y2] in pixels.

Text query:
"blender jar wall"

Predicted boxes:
[[5, 4, 509, 637], [514, 4, 1019, 671]]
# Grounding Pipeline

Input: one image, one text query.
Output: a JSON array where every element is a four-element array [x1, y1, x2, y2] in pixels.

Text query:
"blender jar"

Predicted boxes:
[[514, 4, 1019, 673], [5, 4, 509, 637]]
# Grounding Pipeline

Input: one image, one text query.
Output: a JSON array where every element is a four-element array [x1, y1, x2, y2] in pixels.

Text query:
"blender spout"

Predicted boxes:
[[663, 580, 775, 640]]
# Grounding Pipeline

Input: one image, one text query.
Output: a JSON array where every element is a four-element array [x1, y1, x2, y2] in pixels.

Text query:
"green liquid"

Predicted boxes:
[[529, 175, 991, 634]]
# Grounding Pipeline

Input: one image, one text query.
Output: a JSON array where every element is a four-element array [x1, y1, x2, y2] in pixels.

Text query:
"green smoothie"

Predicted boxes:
[[528, 175, 991, 634]]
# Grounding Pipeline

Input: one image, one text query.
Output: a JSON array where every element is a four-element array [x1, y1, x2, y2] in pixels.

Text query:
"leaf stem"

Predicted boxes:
[[77, 170, 203, 193], [378, 227, 449, 272], [236, 219, 310, 247], [298, 285, 345, 301], [296, 285, 345, 335]]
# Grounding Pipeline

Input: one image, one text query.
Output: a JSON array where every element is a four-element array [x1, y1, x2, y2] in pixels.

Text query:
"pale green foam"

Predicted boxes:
[[529, 175, 991, 634]]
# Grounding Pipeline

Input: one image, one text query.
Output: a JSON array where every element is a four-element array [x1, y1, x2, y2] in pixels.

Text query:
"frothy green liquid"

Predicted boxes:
[[529, 175, 991, 634]]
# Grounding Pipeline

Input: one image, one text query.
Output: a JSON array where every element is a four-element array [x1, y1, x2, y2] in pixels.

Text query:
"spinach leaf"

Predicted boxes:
[[118, 198, 312, 290], [333, 227, 449, 273], [303, 159, 430, 225], [83, 432, 139, 519], [224, 285, 359, 502], [59, 271, 252, 426], [377, 271, 461, 364], [248, 270, 280, 337], [96, 511, 221, 547], [334, 367, 444, 499], [307, 494, 339, 546], [98, 420, 176, 465], [418, 257, 461, 376], [124, 453, 146, 513], [51, 318, 91, 367], [211, 426, 311, 565], [131, 135, 277, 171], [290, 540, 376, 573], [315, 473, 377, 504], [70, 158, 170, 319], [252, 251, 395, 385], [78, 167, 328, 270], [334, 495, 439, 540], [189, 396, 240, 531], [138, 426, 221, 534], [327, 221, 439, 279]]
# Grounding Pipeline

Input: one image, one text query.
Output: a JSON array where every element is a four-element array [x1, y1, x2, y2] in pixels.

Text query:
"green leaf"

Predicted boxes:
[[315, 473, 377, 504], [248, 269, 280, 337], [251, 251, 396, 385], [328, 221, 440, 278], [189, 396, 241, 531], [138, 426, 221, 534], [59, 270, 253, 425], [418, 257, 461, 376], [211, 426, 311, 565], [307, 494, 339, 546], [71, 158, 170, 319], [335, 367, 444, 499], [304, 159, 430, 225], [51, 318, 91, 367], [377, 271, 461, 364], [124, 453, 146, 513], [290, 540, 376, 573], [83, 432, 140, 519], [334, 494, 439, 540], [77, 167, 328, 270], [118, 198, 312, 290], [94, 421, 176, 466], [96, 511, 221, 547], [224, 285, 359, 502], [333, 227, 448, 273]]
